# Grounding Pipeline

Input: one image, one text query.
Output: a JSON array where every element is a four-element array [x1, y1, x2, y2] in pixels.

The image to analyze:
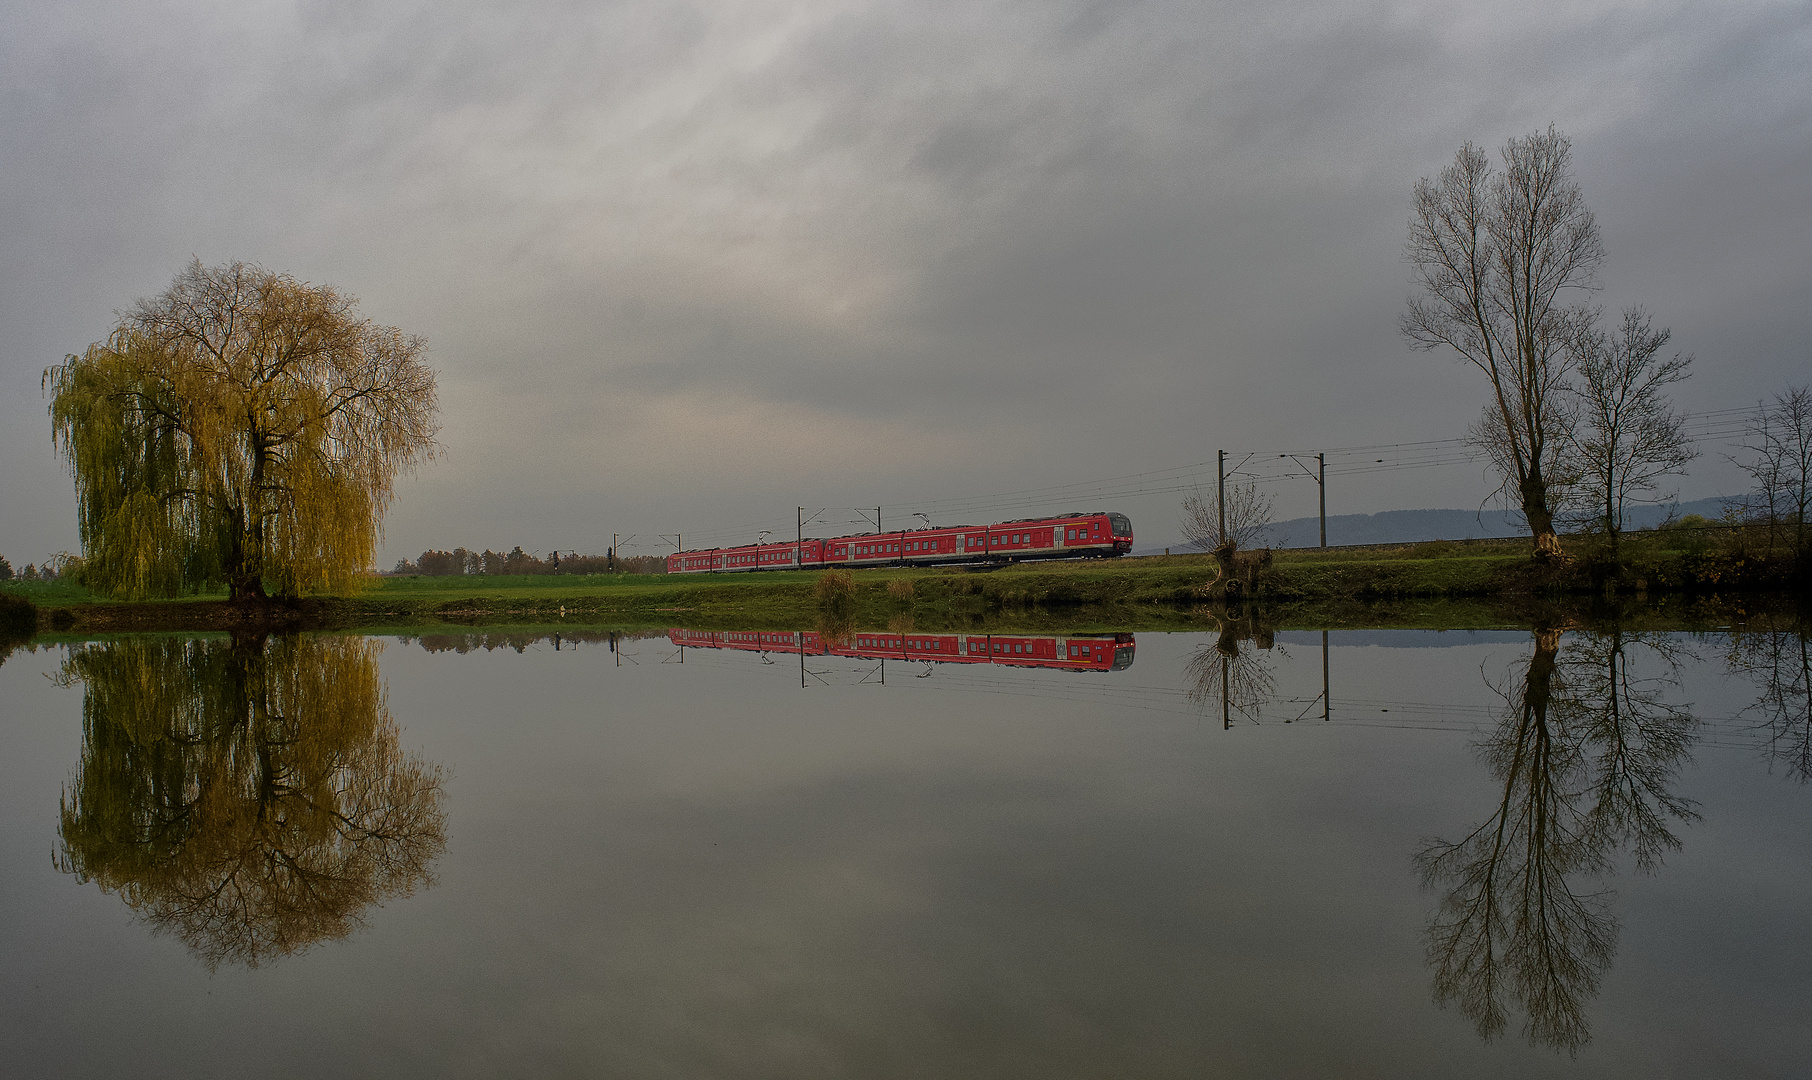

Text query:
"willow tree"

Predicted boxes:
[[46, 260, 438, 600], [1403, 128, 1603, 559]]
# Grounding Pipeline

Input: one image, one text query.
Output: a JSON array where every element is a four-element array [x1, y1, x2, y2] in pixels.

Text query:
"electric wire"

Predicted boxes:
[[625, 405, 1775, 551]]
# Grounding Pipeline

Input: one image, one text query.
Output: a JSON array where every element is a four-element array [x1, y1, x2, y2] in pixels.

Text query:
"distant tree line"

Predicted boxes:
[[391, 546, 668, 576], [0, 553, 81, 583]]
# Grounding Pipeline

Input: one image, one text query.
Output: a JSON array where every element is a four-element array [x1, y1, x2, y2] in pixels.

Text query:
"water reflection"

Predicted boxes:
[[54, 633, 447, 970], [665, 627, 1136, 672], [399, 627, 668, 654], [1415, 626, 1698, 1053], [1726, 620, 1812, 781], [1183, 613, 1295, 728]]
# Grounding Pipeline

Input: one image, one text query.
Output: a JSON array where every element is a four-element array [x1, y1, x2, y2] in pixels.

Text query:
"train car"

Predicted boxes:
[[666, 628, 1135, 672], [666, 510, 1132, 573]]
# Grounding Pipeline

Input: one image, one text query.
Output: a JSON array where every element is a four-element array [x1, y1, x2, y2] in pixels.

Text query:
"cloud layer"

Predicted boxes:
[[3, 0, 1808, 560]]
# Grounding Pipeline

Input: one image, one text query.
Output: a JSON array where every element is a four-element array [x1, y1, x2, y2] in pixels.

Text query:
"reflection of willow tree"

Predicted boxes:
[[1416, 627, 1696, 1053], [56, 634, 446, 969], [1184, 614, 1280, 727], [1726, 622, 1812, 781]]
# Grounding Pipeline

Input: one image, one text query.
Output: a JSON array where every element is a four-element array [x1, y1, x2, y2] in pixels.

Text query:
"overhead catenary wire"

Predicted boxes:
[[629, 404, 1772, 550]]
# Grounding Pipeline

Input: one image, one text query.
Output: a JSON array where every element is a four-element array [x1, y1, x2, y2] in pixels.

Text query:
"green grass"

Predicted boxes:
[[8, 527, 1802, 638], [0, 577, 107, 603]]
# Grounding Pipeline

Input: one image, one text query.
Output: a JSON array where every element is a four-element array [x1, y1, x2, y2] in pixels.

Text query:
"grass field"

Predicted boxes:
[[4, 522, 1802, 638]]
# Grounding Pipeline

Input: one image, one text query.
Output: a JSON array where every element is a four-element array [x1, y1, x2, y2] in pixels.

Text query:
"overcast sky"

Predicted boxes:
[[3, 0, 1807, 564]]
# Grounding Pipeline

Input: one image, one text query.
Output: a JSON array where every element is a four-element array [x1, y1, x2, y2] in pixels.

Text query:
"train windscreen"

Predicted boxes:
[[1108, 513, 1132, 536]]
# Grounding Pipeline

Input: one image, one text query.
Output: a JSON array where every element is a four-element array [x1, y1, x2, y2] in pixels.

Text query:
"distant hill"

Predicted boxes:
[[1134, 496, 1733, 554]]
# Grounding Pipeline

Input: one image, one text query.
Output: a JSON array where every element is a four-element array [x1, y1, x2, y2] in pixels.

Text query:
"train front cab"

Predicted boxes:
[[1106, 513, 1133, 554]]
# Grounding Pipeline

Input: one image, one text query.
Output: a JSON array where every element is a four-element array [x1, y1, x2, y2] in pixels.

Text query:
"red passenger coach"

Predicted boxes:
[[666, 511, 1133, 574]]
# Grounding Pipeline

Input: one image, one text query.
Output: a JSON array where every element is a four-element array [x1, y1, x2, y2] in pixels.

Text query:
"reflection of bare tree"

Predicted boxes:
[[56, 634, 446, 969], [815, 609, 856, 648], [1726, 624, 1812, 781], [1560, 631, 1698, 870], [1185, 617, 1281, 727], [1416, 627, 1697, 1053]]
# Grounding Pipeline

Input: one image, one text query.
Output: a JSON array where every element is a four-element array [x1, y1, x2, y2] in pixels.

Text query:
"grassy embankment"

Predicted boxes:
[[5, 524, 1801, 636]]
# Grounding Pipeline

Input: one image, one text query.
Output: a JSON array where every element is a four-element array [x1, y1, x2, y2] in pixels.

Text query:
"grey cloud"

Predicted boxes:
[[1, 0, 1807, 560]]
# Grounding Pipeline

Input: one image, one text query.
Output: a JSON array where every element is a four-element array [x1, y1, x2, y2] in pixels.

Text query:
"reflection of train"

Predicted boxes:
[[667, 629, 1136, 672], [667, 511, 1133, 574]]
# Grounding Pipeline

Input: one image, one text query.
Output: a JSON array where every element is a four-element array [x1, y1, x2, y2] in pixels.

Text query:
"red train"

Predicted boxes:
[[667, 511, 1133, 574], [667, 628, 1136, 672]]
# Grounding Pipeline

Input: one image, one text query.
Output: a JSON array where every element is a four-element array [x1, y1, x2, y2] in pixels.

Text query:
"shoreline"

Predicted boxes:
[[5, 543, 1804, 638]]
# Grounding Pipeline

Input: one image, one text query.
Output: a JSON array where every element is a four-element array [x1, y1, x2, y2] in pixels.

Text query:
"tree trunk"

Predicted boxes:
[[1605, 486, 1619, 560], [226, 507, 266, 603], [1520, 471, 1564, 560]]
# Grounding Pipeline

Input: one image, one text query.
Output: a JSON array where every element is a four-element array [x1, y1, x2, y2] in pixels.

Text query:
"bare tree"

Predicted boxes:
[[1732, 385, 1812, 558], [1403, 127, 1604, 559], [1180, 480, 1272, 554], [1181, 480, 1273, 594], [1564, 308, 1696, 552]]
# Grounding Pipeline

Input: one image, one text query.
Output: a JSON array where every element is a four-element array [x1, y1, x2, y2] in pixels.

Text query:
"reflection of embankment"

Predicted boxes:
[[400, 628, 670, 654], [667, 628, 1135, 672], [55, 634, 447, 970]]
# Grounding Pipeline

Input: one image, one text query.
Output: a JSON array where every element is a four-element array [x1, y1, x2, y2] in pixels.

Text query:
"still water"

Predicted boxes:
[[1, 621, 1808, 1077]]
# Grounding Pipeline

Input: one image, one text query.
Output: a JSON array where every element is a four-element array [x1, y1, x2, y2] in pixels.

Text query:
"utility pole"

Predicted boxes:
[[1217, 449, 1226, 546], [797, 507, 803, 569], [1318, 453, 1327, 549], [1278, 453, 1328, 550]]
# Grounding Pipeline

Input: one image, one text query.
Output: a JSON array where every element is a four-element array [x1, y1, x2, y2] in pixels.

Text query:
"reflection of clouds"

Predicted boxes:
[[1417, 628, 1697, 1053], [56, 634, 446, 970]]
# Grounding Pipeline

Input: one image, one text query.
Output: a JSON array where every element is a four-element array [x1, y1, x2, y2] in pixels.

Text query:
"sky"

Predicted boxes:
[[2, 0, 1808, 565]]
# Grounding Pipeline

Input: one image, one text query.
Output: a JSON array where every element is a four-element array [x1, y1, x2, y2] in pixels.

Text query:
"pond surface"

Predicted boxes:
[[1, 621, 1809, 1078]]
